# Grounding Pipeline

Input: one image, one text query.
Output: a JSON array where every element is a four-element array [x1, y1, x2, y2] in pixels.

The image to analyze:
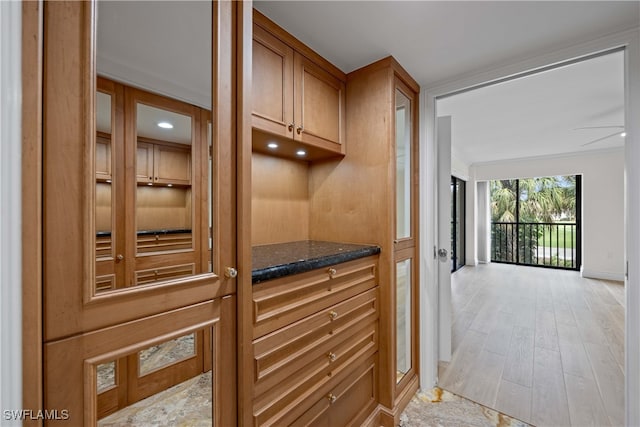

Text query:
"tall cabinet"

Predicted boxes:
[[310, 57, 420, 425]]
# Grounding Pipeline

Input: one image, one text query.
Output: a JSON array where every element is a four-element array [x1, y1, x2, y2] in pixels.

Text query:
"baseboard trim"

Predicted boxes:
[[376, 375, 420, 426], [581, 269, 624, 281]]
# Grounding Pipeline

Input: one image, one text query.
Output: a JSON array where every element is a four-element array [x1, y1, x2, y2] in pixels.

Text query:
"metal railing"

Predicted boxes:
[[491, 222, 579, 270]]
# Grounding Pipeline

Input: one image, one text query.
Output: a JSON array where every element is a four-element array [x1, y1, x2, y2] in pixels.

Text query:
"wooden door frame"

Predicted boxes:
[[21, 1, 240, 425], [420, 27, 640, 426]]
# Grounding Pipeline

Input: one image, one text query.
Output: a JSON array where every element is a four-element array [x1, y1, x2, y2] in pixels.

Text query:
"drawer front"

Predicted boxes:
[[135, 263, 195, 285], [290, 353, 377, 427], [253, 256, 378, 338], [96, 235, 112, 258], [96, 274, 115, 292], [254, 346, 377, 426], [253, 288, 378, 395], [136, 232, 192, 254]]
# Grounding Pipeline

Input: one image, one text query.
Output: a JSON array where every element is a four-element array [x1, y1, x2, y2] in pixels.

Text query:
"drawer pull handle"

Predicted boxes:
[[328, 310, 338, 320], [327, 267, 337, 276], [327, 393, 337, 404], [327, 352, 337, 362]]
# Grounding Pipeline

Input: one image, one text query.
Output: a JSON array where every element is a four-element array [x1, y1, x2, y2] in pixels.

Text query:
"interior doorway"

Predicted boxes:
[[430, 47, 626, 425]]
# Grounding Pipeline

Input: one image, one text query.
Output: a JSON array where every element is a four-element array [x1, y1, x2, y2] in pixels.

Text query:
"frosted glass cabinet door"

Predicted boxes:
[[396, 258, 412, 382], [396, 89, 412, 240]]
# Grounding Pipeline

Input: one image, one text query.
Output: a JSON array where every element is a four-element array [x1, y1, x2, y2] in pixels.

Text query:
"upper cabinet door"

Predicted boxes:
[[294, 52, 346, 152], [252, 24, 294, 138]]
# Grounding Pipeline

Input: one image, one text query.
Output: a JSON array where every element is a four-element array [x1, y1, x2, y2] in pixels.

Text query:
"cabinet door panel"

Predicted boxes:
[[136, 142, 154, 184], [295, 53, 345, 152], [252, 24, 294, 137], [154, 144, 191, 185], [96, 135, 112, 180]]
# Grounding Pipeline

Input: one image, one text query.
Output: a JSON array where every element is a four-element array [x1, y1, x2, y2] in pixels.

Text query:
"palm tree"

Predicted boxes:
[[490, 176, 577, 265]]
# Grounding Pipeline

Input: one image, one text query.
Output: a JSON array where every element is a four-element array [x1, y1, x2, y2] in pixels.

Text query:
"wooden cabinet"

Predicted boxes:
[[251, 256, 379, 426], [136, 139, 191, 186], [252, 11, 346, 160], [291, 354, 377, 427], [96, 133, 112, 181], [308, 56, 420, 424]]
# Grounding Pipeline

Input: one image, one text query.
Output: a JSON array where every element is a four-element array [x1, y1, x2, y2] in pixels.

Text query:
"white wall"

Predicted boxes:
[[451, 152, 470, 180], [0, 0, 23, 421], [473, 148, 625, 280]]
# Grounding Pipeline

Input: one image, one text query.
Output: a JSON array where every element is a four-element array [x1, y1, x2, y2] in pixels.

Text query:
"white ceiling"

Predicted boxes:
[[254, 1, 636, 164], [438, 50, 625, 165], [97, 1, 211, 109], [254, 1, 638, 88], [96, 1, 638, 163]]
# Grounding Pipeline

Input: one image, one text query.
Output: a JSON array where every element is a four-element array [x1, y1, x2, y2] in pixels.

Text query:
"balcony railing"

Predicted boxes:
[[491, 222, 579, 270]]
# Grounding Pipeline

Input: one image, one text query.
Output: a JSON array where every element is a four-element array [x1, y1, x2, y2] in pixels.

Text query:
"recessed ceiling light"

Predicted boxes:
[[167, 184, 173, 187], [105, 179, 112, 183], [296, 150, 306, 157], [267, 143, 278, 149], [147, 182, 153, 186], [157, 122, 173, 129], [621, 132, 627, 137]]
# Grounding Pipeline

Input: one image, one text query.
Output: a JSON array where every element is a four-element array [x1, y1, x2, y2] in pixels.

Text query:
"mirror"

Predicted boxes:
[[94, 0, 213, 292], [208, 120, 213, 273], [135, 102, 193, 257], [138, 333, 196, 376], [95, 86, 117, 293], [396, 258, 412, 382], [96, 361, 116, 393], [396, 89, 412, 240], [94, 0, 214, 423]]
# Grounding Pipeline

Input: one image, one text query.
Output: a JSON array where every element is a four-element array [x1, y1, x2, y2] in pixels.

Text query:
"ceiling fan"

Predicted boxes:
[[573, 125, 626, 146]]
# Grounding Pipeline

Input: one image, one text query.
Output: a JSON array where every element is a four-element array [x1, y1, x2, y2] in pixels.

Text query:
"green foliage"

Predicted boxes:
[[490, 176, 576, 223], [490, 176, 577, 267]]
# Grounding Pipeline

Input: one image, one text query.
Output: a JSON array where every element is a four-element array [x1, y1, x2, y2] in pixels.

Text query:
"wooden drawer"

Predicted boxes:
[[96, 235, 112, 258], [291, 354, 377, 427], [136, 232, 192, 254], [135, 263, 195, 285], [253, 345, 377, 427], [253, 256, 378, 338], [253, 287, 378, 396]]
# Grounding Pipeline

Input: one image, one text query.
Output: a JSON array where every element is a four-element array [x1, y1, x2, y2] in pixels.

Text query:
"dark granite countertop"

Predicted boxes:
[[96, 229, 192, 237], [252, 240, 380, 284]]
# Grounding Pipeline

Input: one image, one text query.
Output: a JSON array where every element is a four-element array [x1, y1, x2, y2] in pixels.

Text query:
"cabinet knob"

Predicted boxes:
[[116, 254, 124, 261], [327, 267, 337, 277], [327, 352, 337, 362], [149, 176, 152, 181], [288, 123, 294, 132], [328, 310, 338, 320], [327, 393, 337, 404], [224, 267, 238, 279], [296, 126, 303, 135]]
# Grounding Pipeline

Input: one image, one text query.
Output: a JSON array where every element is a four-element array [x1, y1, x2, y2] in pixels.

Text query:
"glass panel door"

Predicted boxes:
[[451, 176, 465, 272], [396, 90, 412, 240], [394, 81, 417, 390]]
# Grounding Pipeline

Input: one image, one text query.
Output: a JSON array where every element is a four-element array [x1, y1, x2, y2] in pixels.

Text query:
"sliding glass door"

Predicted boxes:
[[451, 176, 465, 272]]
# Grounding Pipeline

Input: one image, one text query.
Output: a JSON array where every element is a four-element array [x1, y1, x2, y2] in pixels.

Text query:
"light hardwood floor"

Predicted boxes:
[[439, 263, 624, 427]]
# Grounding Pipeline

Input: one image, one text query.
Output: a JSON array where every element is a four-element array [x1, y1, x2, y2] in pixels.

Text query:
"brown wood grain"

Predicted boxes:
[[252, 153, 309, 245], [21, 1, 43, 423]]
